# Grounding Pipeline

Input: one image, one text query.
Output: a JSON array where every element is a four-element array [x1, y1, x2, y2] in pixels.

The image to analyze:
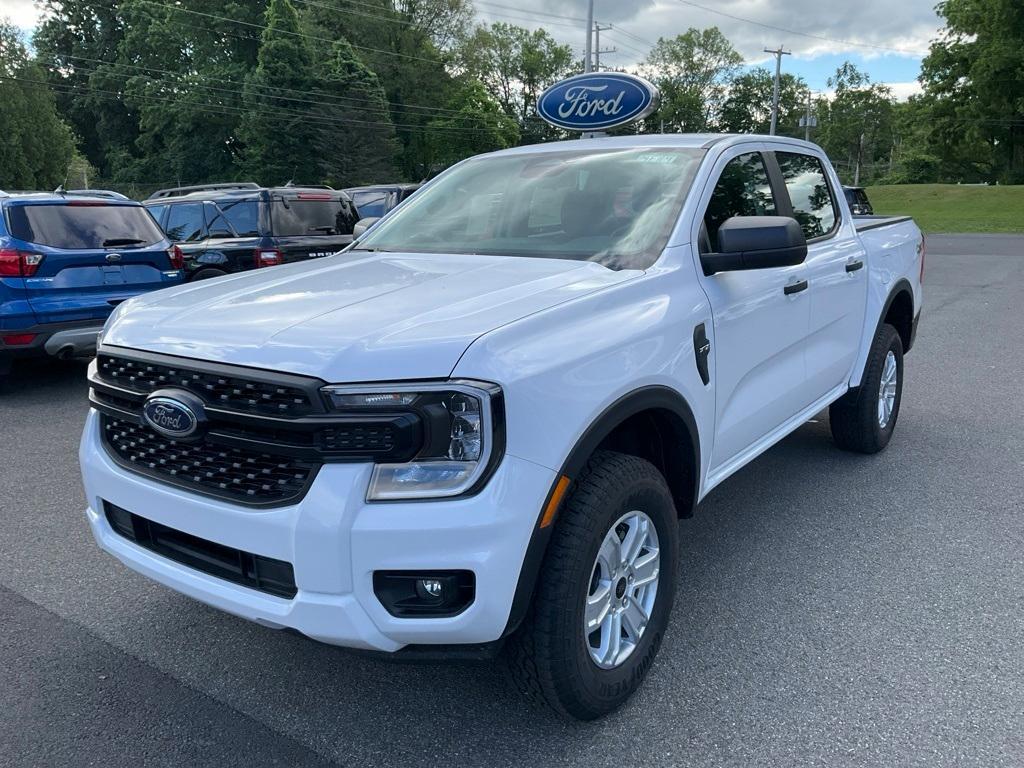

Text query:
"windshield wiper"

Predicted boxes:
[[307, 226, 337, 233], [349, 246, 390, 252], [102, 238, 147, 247]]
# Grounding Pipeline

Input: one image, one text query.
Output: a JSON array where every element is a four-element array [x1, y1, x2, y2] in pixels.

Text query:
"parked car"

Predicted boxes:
[[144, 183, 359, 281], [843, 185, 874, 215], [82, 135, 923, 719], [0, 190, 182, 379], [343, 183, 420, 219]]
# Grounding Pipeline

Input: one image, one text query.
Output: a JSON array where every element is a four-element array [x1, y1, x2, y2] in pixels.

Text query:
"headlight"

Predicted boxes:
[[321, 380, 503, 500]]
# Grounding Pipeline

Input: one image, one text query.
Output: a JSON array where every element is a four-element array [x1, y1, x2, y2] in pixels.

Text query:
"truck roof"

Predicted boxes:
[[487, 133, 825, 158]]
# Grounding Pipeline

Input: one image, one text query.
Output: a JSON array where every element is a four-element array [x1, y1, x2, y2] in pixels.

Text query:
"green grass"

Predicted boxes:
[[865, 184, 1024, 234]]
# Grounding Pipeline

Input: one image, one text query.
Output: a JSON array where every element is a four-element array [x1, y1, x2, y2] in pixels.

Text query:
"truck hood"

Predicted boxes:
[[103, 251, 638, 382]]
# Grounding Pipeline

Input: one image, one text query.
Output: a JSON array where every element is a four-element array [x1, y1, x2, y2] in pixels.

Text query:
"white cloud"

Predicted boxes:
[[2, 0, 39, 30]]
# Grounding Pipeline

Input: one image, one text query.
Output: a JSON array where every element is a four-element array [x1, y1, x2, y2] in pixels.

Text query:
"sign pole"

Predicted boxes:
[[584, 0, 594, 73]]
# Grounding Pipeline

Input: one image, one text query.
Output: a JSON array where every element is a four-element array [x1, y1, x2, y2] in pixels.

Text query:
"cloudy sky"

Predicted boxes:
[[6, 0, 943, 98]]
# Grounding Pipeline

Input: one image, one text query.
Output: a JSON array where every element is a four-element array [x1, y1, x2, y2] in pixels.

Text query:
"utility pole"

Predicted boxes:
[[593, 24, 615, 71], [584, 0, 594, 72], [764, 45, 791, 135], [854, 132, 865, 186], [804, 90, 812, 141]]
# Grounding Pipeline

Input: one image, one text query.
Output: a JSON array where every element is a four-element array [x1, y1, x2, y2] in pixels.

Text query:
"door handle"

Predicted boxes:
[[784, 279, 808, 295], [845, 260, 864, 273]]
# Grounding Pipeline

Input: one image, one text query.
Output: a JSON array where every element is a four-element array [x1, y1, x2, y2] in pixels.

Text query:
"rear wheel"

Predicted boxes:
[[506, 450, 678, 720], [830, 323, 904, 453]]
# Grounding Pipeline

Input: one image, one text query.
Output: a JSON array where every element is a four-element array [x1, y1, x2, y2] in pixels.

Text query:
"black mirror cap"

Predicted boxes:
[[701, 216, 808, 275]]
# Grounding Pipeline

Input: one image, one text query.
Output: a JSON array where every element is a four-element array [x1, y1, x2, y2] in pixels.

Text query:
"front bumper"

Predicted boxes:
[[79, 409, 555, 651]]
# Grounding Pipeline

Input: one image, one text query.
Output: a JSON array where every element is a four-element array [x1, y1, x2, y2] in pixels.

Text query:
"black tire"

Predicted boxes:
[[190, 268, 229, 281], [829, 323, 904, 453], [505, 450, 679, 720]]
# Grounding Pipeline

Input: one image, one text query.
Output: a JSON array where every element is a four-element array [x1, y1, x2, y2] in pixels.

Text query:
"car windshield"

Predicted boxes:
[[353, 147, 706, 270], [7, 203, 165, 250]]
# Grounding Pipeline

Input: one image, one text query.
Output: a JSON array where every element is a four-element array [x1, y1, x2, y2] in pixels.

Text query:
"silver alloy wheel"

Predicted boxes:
[[584, 510, 661, 670], [878, 349, 898, 428]]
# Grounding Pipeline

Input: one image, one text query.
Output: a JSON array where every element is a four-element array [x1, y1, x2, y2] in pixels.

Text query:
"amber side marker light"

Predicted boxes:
[[539, 475, 571, 529]]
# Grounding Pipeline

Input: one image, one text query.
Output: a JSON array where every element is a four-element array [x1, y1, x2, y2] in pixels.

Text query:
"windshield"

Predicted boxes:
[[270, 197, 357, 236], [353, 147, 705, 270], [7, 203, 165, 250]]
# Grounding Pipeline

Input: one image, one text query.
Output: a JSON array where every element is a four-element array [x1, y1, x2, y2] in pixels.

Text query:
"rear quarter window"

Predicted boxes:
[[218, 200, 260, 238], [6, 203, 165, 249]]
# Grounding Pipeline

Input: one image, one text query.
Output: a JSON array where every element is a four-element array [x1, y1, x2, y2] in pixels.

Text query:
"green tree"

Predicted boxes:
[[425, 79, 519, 168], [457, 22, 575, 144], [718, 68, 808, 136], [239, 0, 322, 185], [814, 63, 895, 185], [33, 0, 134, 178], [641, 27, 743, 132], [0, 21, 75, 189], [315, 38, 398, 186], [920, 0, 1024, 183]]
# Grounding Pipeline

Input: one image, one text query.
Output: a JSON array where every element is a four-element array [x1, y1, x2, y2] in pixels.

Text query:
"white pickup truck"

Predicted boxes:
[[81, 135, 923, 720]]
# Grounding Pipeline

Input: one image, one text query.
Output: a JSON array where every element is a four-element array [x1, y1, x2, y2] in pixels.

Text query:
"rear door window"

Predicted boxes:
[[163, 203, 207, 242], [703, 152, 778, 247], [270, 196, 358, 236], [776, 152, 838, 238], [6, 203, 165, 249]]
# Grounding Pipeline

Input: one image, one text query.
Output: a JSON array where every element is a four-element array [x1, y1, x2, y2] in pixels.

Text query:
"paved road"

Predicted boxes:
[[1, 235, 1022, 767]]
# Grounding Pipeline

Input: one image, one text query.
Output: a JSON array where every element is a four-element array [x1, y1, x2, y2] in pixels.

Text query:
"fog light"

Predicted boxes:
[[417, 578, 444, 600], [373, 570, 475, 617]]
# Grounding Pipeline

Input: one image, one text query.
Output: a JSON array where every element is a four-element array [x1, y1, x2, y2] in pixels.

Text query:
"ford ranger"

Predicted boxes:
[[80, 135, 923, 720]]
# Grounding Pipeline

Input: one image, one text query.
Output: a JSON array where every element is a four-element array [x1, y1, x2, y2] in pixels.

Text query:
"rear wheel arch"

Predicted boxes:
[[882, 282, 915, 353]]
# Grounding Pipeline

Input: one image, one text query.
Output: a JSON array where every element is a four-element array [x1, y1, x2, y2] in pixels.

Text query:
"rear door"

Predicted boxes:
[[773, 151, 867, 398], [5, 201, 173, 324], [269, 192, 358, 263]]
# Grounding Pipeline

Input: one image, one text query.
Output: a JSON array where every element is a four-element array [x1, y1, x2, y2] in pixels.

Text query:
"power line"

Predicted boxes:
[[3, 74, 495, 134], [46, 51, 474, 120], [111, 0, 450, 67], [673, 0, 928, 56]]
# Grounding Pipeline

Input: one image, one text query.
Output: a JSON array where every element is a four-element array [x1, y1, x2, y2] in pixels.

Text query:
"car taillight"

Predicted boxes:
[[167, 245, 184, 270], [918, 236, 926, 284], [254, 248, 283, 268], [1, 333, 37, 346], [0, 248, 43, 277]]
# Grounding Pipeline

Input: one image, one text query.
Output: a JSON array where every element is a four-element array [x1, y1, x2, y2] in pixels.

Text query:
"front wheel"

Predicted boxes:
[[830, 323, 904, 453], [505, 450, 678, 720]]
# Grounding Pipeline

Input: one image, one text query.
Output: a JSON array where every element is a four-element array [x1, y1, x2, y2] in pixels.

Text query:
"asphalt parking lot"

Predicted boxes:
[[1, 234, 1022, 767]]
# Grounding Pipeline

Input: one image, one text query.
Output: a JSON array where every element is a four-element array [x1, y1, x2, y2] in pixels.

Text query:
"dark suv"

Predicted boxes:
[[144, 183, 359, 281]]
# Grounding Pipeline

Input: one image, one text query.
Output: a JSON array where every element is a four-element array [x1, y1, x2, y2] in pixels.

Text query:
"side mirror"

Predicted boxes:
[[352, 216, 381, 239], [700, 216, 807, 276]]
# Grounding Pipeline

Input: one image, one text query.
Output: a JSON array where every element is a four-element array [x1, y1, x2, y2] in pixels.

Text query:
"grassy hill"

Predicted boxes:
[[865, 184, 1024, 234]]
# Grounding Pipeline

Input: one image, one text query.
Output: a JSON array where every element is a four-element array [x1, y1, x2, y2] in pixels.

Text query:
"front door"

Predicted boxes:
[[694, 149, 813, 474]]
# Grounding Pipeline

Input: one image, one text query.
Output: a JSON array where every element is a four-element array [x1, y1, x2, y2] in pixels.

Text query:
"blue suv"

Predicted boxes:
[[0, 190, 183, 378]]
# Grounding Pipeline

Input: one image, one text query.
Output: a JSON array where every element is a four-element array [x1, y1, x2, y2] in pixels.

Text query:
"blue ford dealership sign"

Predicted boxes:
[[536, 72, 660, 132]]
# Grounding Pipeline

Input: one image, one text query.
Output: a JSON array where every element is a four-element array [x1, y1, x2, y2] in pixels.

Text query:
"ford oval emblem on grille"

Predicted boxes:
[[142, 391, 204, 439]]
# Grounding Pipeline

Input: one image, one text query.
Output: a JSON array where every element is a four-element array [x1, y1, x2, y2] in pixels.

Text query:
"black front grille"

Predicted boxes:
[[104, 502, 297, 599], [96, 353, 319, 417], [102, 416, 317, 506]]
